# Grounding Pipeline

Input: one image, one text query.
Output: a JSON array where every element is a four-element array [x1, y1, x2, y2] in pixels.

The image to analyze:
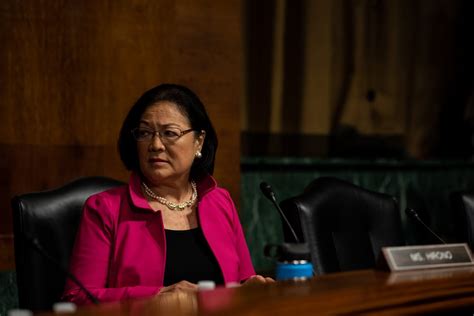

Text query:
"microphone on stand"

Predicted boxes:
[[260, 182, 316, 278], [260, 182, 300, 243], [22, 232, 100, 305], [405, 208, 447, 244]]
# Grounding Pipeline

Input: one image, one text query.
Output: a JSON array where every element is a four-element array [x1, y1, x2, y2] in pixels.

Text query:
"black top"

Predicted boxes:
[[163, 228, 224, 286]]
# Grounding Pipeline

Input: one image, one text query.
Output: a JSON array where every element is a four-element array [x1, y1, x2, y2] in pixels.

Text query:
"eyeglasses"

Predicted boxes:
[[131, 127, 195, 143]]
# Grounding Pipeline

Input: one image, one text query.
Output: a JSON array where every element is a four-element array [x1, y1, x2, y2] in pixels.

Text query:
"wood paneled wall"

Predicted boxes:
[[0, 0, 242, 238]]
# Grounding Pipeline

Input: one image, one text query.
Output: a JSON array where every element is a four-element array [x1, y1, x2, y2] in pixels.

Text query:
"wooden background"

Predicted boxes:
[[0, 0, 242, 269]]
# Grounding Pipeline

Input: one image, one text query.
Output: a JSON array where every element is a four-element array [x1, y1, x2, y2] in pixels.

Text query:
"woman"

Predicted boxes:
[[63, 83, 271, 305]]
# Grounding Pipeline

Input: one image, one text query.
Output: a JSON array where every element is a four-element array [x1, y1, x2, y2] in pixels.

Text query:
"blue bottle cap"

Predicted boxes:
[[275, 261, 313, 281]]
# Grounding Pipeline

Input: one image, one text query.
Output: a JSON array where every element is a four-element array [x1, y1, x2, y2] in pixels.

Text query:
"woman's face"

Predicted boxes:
[[137, 101, 205, 185]]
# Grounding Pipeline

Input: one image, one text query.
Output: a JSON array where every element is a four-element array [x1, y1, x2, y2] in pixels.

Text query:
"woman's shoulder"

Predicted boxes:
[[84, 184, 128, 213], [201, 184, 236, 213], [197, 175, 230, 197], [207, 186, 232, 199], [198, 176, 232, 202]]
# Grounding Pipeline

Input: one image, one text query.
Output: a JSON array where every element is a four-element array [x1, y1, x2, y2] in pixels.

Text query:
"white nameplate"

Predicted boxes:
[[379, 243, 474, 272]]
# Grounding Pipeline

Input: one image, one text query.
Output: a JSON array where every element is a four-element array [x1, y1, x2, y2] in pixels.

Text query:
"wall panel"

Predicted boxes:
[[0, 0, 242, 237]]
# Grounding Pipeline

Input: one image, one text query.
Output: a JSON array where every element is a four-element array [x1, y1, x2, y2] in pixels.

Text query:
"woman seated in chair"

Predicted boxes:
[[63, 83, 272, 304]]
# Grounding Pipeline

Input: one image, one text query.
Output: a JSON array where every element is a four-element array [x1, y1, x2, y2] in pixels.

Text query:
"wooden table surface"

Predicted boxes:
[[38, 267, 474, 315]]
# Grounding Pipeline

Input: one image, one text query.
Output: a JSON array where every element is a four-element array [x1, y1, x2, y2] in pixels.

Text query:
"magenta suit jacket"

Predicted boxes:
[[62, 173, 255, 304]]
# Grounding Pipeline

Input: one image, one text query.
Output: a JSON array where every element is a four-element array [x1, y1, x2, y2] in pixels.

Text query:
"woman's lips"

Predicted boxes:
[[148, 158, 168, 164]]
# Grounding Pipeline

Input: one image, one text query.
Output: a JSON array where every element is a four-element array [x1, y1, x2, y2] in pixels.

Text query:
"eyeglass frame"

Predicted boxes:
[[130, 127, 196, 143]]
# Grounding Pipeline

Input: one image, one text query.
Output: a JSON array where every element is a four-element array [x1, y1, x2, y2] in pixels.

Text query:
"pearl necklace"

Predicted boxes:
[[142, 181, 197, 211]]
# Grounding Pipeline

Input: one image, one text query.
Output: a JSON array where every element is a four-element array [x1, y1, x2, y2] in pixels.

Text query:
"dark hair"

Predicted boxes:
[[118, 83, 218, 180]]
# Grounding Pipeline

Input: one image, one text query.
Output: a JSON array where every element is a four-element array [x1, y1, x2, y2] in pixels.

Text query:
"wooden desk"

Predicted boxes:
[[39, 268, 474, 315]]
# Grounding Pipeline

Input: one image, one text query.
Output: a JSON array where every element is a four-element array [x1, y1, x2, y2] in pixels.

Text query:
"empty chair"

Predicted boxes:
[[280, 177, 404, 275], [450, 191, 474, 251], [11, 176, 124, 311]]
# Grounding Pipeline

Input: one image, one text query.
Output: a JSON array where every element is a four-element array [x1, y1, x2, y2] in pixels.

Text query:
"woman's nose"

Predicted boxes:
[[149, 133, 165, 151]]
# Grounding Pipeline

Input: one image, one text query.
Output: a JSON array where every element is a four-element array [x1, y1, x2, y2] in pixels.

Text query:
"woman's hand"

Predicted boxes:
[[158, 280, 198, 295], [241, 275, 275, 287]]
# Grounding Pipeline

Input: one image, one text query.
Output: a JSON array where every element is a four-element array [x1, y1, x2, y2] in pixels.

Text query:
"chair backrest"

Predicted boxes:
[[450, 191, 474, 251], [280, 177, 405, 275], [11, 176, 124, 311]]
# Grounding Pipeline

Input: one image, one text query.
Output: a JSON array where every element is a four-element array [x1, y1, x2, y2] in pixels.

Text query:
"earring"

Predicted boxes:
[[195, 151, 202, 158]]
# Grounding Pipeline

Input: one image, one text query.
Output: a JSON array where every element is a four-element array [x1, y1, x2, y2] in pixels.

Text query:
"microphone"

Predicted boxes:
[[260, 182, 300, 243], [22, 232, 100, 305], [405, 208, 447, 244]]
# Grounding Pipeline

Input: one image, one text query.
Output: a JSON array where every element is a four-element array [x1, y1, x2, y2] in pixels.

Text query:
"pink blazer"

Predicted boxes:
[[62, 173, 255, 305]]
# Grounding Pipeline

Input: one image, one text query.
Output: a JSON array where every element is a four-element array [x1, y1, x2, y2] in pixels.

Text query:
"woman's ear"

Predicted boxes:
[[196, 130, 206, 149]]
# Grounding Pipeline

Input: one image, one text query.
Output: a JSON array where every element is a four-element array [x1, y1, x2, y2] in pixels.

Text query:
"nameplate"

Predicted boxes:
[[379, 243, 474, 272]]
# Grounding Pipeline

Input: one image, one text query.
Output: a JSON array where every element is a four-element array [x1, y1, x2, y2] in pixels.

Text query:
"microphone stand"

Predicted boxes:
[[405, 208, 447, 244]]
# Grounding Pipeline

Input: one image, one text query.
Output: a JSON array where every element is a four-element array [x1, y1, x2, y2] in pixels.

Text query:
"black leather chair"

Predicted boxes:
[[11, 176, 124, 311], [280, 177, 405, 275], [450, 191, 474, 251]]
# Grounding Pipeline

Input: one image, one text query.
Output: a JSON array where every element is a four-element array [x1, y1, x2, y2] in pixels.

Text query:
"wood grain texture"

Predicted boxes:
[[0, 0, 242, 234], [35, 268, 474, 315]]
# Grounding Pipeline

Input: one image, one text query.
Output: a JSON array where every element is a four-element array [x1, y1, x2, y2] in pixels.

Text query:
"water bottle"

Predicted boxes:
[[265, 242, 314, 281]]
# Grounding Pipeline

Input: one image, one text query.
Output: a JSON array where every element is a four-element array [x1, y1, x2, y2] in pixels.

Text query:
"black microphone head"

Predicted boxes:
[[260, 182, 276, 201], [405, 207, 419, 219]]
